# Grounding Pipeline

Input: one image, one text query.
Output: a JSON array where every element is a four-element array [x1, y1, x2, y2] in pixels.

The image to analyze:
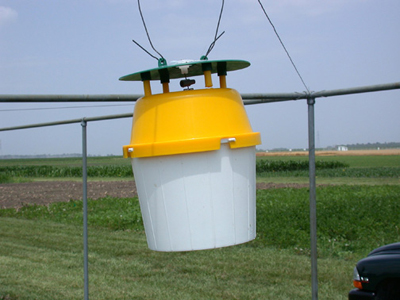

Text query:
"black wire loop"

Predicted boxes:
[[133, 0, 165, 61], [205, 0, 225, 58]]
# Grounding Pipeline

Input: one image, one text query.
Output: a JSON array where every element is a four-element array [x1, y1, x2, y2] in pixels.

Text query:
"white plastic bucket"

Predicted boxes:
[[132, 143, 256, 252]]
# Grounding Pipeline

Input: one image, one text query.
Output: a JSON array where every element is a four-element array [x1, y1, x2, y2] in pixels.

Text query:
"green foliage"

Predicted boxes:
[[2, 185, 399, 258], [256, 159, 349, 173], [0, 218, 353, 300], [0, 197, 143, 231], [0, 291, 18, 300], [256, 185, 400, 257], [0, 172, 13, 184], [317, 167, 400, 178], [256, 154, 400, 168], [0, 155, 130, 168], [2, 156, 398, 179], [0, 165, 133, 178], [256, 158, 400, 178], [257, 166, 400, 178]]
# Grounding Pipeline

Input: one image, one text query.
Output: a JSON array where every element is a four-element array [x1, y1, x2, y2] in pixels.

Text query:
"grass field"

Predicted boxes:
[[257, 152, 400, 168], [0, 156, 131, 168], [1, 218, 355, 300], [1, 151, 399, 299]]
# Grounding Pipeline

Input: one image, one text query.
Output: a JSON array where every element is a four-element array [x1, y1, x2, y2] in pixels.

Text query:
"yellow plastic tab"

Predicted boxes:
[[123, 88, 261, 158], [143, 80, 152, 97], [219, 75, 227, 88], [204, 70, 213, 87]]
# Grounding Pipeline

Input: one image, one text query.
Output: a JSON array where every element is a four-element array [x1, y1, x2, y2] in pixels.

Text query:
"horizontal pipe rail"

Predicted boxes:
[[0, 113, 132, 132], [0, 81, 399, 132], [1, 81, 399, 103], [0, 94, 142, 102], [0, 93, 303, 102], [311, 82, 400, 98]]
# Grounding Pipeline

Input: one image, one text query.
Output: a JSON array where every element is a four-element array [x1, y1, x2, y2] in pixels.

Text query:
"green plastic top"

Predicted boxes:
[[119, 58, 250, 82]]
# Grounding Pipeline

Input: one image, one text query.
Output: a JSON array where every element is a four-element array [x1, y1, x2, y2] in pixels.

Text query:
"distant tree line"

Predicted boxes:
[[257, 142, 400, 152], [338, 142, 400, 150], [0, 153, 80, 159]]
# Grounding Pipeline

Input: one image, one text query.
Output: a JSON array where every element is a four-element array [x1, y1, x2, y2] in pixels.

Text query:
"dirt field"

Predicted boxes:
[[0, 181, 137, 209], [0, 181, 310, 209], [2, 149, 398, 209], [257, 149, 400, 157]]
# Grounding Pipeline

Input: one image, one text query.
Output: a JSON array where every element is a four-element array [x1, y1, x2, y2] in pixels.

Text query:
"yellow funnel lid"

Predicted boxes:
[[123, 88, 261, 158]]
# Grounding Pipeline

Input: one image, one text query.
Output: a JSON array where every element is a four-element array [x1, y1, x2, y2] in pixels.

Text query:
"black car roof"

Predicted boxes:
[[368, 242, 400, 257]]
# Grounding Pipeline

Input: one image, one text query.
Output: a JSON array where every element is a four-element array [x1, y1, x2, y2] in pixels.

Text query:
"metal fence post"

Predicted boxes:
[[307, 97, 318, 300], [81, 119, 89, 300]]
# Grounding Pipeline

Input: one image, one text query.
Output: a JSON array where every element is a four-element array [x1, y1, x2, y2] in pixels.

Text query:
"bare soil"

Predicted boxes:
[[3, 149, 397, 209], [0, 181, 309, 209]]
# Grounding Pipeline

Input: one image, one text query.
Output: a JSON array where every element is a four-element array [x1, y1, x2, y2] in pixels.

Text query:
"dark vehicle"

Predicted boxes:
[[349, 242, 400, 300]]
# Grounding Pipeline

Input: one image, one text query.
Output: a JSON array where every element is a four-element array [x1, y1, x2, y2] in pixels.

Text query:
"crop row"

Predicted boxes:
[[257, 167, 400, 178], [256, 159, 349, 173], [2, 160, 343, 179], [1, 162, 399, 180], [0, 165, 133, 178]]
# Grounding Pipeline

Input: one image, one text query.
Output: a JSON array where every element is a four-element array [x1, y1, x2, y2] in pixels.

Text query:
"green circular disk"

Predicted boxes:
[[119, 59, 250, 81]]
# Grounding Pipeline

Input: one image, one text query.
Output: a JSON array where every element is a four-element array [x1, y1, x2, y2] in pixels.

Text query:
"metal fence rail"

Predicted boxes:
[[1, 80, 399, 300], [1, 81, 399, 104], [0, 113, 133, 132]]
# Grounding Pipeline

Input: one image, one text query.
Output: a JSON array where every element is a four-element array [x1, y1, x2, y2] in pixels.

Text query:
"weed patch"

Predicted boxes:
[[2, 185, 399, 258], [0, 165, 133, 178], [257, 166, 400, 178], [256, 159, 349, 173], [255, 185, 400, 257]]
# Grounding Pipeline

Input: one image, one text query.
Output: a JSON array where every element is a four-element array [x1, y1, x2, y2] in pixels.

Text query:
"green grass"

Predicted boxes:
[[0, 155, 130, 168], [2, 154, 398, 168], [1, 154, 399, 298], [257, 166, 400, 178], [0, 197, 143, 231], [0, 218, 355, 300], [256, 186, 400, 258], [256, 154, 400, 168], [257, 176, 400, 185], [3, 184, 397, 299], [2, 185, 399, 259], [256, 159, 349, 173], [0, 165, 133, 178], [2, 157, 399, 183], [254, 155, 400, 186]]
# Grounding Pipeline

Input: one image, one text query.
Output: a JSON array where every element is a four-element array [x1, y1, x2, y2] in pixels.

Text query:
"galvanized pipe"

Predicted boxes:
[[0, 94, 142, 102], [81, 119, 89, 300], [242, 98, 301, 105], [311, 82, 400, 98], [1, 81, 398, 103], [307, 97, 318, 300], [0, 113, 133, 132], [241, 92, 307, 100]]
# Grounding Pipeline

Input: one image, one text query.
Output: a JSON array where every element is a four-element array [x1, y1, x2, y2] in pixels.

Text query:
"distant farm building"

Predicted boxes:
[[337, 145, 348, 151]]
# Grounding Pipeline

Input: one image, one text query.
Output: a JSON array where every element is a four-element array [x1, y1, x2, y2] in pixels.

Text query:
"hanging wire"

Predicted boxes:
[[205, 0, 225, 57], [132, 40, 159, 60], [132, 0, 164, 60], [257, 0, 310, 94]]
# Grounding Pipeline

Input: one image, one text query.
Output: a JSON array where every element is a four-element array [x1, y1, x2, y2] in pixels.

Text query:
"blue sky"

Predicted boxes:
[[0, 0, 399, 156]]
